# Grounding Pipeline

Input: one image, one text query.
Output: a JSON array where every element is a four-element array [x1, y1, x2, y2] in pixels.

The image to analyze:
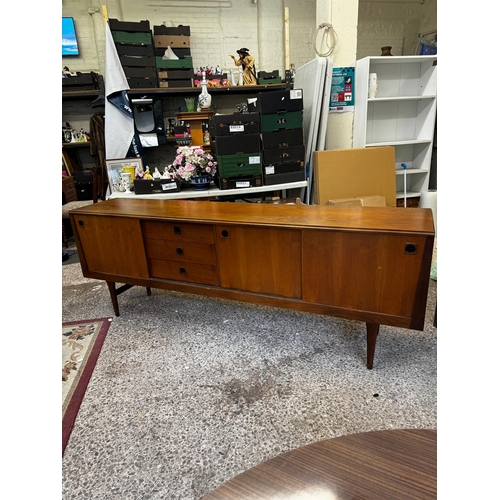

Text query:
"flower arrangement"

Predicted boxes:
[[168, 146, 217, 182]]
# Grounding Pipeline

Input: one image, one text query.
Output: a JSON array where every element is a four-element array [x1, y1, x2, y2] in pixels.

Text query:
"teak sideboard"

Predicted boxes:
[[70, 199, 435, 369]]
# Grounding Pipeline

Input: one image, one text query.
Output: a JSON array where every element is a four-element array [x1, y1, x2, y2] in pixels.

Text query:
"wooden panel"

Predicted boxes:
[[302, 230, 427, 317], [74, 200, 435, 235], [148, 259, 218, 285], [142, 220, 215, 243], [144, 239, 217, 265], [216, 225, 301, 298], [72, 215, 149, 278]]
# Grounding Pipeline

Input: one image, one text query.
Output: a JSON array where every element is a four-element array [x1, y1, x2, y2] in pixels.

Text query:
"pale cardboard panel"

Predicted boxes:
[[313, 147, 396, 206], [328, 195, 386, 207]]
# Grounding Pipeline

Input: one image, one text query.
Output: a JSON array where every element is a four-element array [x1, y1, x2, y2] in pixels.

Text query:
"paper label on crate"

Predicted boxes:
[[249, 156, 260, 164], [265, 165, 275, 174], [236, 181, 250, 187], [162, 182, 177, 191], [290, 89, 302, 100], [229, 125, 244, 133]]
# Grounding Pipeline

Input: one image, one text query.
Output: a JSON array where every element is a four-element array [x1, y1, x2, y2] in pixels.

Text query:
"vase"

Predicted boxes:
[[184, 97, 195, 112], [197, 71, 212, 111], [381, 46, 393, 56], [189, 175, 212, 190]]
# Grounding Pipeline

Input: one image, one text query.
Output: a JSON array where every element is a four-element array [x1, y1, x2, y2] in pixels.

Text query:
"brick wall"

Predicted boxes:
[[62, 1, 436, 76], [357, 1, 428, 58]]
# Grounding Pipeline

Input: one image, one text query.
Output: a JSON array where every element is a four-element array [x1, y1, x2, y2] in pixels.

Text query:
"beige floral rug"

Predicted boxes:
[[62, 317, 112, 455]]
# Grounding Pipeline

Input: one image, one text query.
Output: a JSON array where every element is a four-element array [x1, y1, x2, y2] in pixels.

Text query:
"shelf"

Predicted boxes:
[[396, 191, 421, 199], [62, 90, 101, 100], [395, 169, 428, 175], [62, 142, 91, 148], [368, 95, 436, 103], [127, 83, 287, 97], [367, 139, 433, 147], [108, 180, 307, 200]]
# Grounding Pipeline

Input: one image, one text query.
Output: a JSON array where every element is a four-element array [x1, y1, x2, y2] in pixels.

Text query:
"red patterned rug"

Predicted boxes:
[[62, 317, 113, 455]]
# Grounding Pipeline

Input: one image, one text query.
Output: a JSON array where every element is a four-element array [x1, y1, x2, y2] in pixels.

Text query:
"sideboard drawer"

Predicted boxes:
[[144, 239, 217, 265], [142, 220, 215, 243], [148, 259, 219, 285]]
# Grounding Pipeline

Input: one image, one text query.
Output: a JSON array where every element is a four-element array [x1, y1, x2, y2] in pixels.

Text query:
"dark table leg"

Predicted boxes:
[[106, 281, 120, 316], [366, 322, 380, 369]]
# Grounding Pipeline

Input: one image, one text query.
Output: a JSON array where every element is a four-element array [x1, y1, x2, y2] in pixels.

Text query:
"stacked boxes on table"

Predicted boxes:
[[109, 19, 157, 89], [209, 113, 263, 190], [153, 25, 194, 88], [257, 89, 306, 185]]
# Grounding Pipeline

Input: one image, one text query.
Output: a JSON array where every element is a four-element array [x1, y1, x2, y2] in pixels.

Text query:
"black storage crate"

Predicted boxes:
[[153, 25, 191, 36], [263, 169, 305, 186], [109, 19, 151, 32], [211, 134, 261, 156], [126, 76, 158, 88], [209, 113, 260, 137], [123, 65, 158, 78], [116, 44, 154, 57], [263, 161, 305, 176], [257, 89, 304, 114], [215, 174, 262, 190], [134, 179, 179, 194], [261, 128, 304, 149], [262, 144, 305, 165]]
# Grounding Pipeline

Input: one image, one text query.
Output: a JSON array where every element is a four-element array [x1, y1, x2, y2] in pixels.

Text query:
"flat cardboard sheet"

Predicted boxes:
[[313, 147, 396, 206], [328, 195, 386, 207]]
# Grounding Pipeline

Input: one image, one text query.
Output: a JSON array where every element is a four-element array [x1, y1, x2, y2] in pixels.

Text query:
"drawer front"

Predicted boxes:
[[144, 239, 217, 265], [148, 259, 219, 286], [142, 220, 215, 244]]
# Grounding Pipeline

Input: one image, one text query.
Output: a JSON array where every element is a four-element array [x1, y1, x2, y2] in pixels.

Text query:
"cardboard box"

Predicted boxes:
[[313, 147, 396, 206], [154, 35, 191, 48], [328, 195, 386, 207]]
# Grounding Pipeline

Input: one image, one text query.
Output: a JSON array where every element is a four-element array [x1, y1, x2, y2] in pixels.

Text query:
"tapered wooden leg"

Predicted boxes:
[[106, 281, 120, 317], [366, 322, 380, 369], [146, 287, 152, 296]]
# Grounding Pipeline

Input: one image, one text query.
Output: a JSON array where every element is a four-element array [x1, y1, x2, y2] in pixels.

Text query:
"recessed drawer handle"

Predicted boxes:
[[405, 243, 418, 254], [78, 220, 85, 228], [221, 229, 229, 238], [176, 247, 184, 255], [179, 267, 186, 275], [173, 226, 182, 235]]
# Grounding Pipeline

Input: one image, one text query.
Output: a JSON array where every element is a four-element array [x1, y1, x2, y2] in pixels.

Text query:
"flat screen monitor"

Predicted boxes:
[[62, 17, 79, 56]]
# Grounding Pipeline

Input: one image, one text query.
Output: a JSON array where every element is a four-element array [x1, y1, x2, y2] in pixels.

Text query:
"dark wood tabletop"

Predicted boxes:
[[202, 428, 437, 500]]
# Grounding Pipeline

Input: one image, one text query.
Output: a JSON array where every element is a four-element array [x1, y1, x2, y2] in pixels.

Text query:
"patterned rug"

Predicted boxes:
[[62, 317, 113, 455]]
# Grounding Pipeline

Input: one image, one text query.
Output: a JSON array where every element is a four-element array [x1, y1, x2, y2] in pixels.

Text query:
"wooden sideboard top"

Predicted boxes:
[[70, 199, 435, 234]]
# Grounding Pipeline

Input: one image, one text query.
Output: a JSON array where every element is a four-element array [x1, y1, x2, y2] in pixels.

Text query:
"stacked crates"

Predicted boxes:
[[257, 89, 306, 185], [209, 113, 263, 190], [109, 19, 157, 89], [153, 25, 194, 88]]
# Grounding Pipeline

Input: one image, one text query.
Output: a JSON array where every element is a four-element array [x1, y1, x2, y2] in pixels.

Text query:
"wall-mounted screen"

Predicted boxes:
[[62, 17, 79, 56]]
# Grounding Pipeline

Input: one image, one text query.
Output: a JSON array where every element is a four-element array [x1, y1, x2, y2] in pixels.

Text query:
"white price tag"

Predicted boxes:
[[249, 156, 260, 164], [236, 182, 250, 187], [229, 125, 244, 133], [265, 166, 275, 174], [162, 183, 178, 191], [290, 89, 302, 100]]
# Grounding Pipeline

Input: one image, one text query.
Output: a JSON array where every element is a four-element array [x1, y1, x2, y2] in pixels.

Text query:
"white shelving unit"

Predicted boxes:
[[353, 55, 437, 200]]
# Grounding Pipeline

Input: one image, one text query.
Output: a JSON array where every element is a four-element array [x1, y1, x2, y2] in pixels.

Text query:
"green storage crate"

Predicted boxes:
[[260, 110, 303, 133], [111, 30, 152, 45], [156, 57, 193, 69], [258, 77, 282, 84], [217, 153, 262, 177]]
